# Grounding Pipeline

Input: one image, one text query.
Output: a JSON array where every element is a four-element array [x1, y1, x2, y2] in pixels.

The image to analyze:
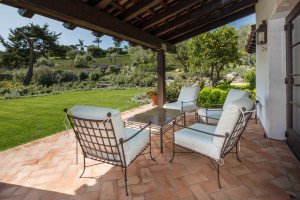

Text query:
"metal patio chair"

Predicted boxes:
[[64, 105, 155, 196], [197, 88, 250, 124], [170, 97, 255, 188], [164, 86, 201, 126]]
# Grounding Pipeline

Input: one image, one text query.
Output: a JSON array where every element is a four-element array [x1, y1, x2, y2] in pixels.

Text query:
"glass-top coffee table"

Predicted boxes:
[[126, 107, 184, 153]]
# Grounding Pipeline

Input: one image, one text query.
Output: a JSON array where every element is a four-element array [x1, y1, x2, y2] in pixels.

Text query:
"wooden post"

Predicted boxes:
[[157, 49, 166, 108]]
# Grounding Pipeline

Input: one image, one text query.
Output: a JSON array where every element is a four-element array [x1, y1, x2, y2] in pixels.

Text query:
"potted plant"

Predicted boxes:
[[147, 90, 158, 105]]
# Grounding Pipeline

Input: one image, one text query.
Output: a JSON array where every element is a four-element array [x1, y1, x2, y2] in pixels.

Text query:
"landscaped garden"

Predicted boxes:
[[0, 23, 256, 151]]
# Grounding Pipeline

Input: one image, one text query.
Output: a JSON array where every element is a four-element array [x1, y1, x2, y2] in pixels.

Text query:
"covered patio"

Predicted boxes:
[[0, 105, 299, 200], [0, 0, 300, 199]]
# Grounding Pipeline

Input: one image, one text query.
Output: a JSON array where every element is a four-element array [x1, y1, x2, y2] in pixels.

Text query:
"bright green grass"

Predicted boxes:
[[0, 89, 144, 151]]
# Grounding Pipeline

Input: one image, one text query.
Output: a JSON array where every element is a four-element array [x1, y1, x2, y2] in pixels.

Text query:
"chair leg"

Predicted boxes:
[[236, 144, 241, 162], [170, 124, 175, 163], [80, 155, 86, 178], [125, 165, 128, 196], [149, 131, 155, 162], [217, 164, 221, 189]]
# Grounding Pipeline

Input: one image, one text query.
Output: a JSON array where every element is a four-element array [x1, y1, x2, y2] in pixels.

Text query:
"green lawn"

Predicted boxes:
[[0, 89, 145, 151]]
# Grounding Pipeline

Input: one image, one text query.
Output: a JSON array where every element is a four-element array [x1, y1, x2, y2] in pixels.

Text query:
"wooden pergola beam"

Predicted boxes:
[[164, 0, 258, 41], [139, 0, 204, 30], [152, 0, 237, 37], [1, 0, 176, 53], [119, 0, 161, 22], [170, 6, 255, 44], [95, 0, 112, 10]]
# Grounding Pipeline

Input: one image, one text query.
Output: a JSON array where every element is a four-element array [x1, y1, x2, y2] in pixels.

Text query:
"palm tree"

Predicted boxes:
[[77, 39, 87, 51], [93, 37, 102, 48]]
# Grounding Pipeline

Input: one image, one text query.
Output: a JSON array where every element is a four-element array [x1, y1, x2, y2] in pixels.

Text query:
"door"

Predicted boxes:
[[286, 2, 300, 160]]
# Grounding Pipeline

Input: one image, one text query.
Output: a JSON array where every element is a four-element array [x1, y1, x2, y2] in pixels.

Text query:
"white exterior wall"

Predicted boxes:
[[256, 0, 287, 140]]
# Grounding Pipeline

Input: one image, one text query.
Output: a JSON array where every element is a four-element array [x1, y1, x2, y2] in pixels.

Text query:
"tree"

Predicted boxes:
[[188, 25, 240, 86], [167, 41, 190, 72], [112, 37, 123, 48], [93, 37, 102, 48], [0, 23, 61, 85], [237, 24, 256, 67], [77, 39, 87, 51], [128, 46, 156, 65]]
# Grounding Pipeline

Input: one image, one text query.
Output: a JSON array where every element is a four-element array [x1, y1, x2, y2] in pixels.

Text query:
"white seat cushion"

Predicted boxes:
[[163, 102, 197, 112], [198, 108, 222, 124], [125, 128, 149, 166], [223, 89, 250, 108], [175, 123, 220, 161], [213, 97, 254, 148], [69, 105, 129, 162], [80, 127, 149, 166], [178, 87, 201, 102]]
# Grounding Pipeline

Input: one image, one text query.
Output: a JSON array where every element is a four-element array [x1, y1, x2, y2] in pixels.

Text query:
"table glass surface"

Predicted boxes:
[[127, 107, 182, 127]]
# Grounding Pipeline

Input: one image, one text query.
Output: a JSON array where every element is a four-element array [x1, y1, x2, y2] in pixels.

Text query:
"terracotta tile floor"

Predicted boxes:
[[0, 104, 299, 200]]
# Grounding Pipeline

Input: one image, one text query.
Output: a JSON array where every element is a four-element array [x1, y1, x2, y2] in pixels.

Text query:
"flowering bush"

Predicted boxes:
[[147, 90, 157, 97], [0, 81, 20, 88]]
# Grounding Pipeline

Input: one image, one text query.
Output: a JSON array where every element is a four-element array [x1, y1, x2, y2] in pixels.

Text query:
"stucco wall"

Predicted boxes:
[[256, 0, 287, 140]]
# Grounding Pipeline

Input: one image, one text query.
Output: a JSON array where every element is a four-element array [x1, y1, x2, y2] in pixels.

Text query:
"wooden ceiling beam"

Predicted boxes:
[[1, 0, 176, 53], [170, 6, 255, 44], [119, 0, 161, 22], [139, 0, 203, 30], [152, 0, 237, 37], [164, 0, 258, 41], [95, 0, 112, 10]]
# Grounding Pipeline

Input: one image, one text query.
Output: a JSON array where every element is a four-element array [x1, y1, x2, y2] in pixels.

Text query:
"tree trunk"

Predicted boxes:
[[210, 66, 214, 86], [24, 46, 34, 86], [20, 30, 35, 86]]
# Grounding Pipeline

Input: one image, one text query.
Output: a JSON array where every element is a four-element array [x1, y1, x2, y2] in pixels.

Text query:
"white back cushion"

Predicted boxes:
[[69, 105, 128, 160], [223, 89, 250, 108], [213, 97, 254, 148], [70, 105, 116, 120], [178, 87, 201, 103]]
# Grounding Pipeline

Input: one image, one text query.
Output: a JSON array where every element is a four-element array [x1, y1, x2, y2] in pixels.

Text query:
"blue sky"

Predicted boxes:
[[0, 3, 255, 51]]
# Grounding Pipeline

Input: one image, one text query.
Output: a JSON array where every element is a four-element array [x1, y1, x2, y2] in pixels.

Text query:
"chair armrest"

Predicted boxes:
[[119, 122, 151, 144], [181, 100, 198, 104], [173, 122, 226, 138]]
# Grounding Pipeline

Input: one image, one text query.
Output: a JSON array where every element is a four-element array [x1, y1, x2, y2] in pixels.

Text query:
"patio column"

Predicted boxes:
[[157, 49, 166, 108]]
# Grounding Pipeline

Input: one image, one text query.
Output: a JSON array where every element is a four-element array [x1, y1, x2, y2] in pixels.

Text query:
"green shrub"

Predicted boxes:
[[38, 73, 58, 87], [87, 46, 105, 57], [79, 71, 89, 81], [58, 72, 78, 83], [198, 87, 229, 107], [90, 72, 101, 81], [66, 50, 85, 59], [244, 67, 256, 90], [137, 63, 156, 72], [36, 57, 55, 68], [13, 69, 28, 83], [106, 65, 121, 74], [74, 55, 88, 68], [74, 54, 93, 68], [13, 66, 55, 84], [0, 73, 13, 81]]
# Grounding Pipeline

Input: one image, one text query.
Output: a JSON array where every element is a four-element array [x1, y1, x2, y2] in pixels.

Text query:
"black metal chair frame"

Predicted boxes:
[[197, 96, 259, 125], [64, 109, 155, 196], [170, 107, 253, 188]]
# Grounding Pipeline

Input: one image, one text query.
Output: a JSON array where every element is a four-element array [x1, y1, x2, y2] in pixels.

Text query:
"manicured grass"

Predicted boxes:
[[0, 89, 145, 151]]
